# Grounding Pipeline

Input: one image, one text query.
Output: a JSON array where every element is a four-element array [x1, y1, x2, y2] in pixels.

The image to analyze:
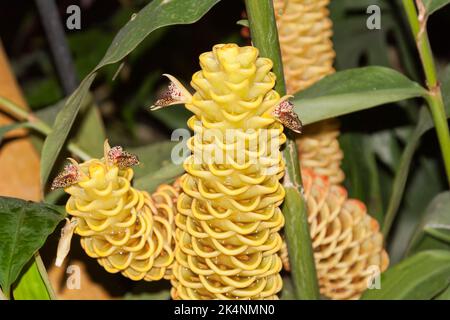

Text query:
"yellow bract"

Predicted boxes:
[[274, 0, 389, 300], [171, 44, 286, 300], [64, 149, 179, 281], [274, 0, 335, 94], [281, 169, 389, 299], [274, 0, 344, 184]]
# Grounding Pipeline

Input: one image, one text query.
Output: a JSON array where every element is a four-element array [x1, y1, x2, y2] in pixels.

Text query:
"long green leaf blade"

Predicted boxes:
[[12, 255, 53, 300], [40, 76, 95, 188], [39, 0, 220, 189], [0, 197, 65, 297], [423, 0, 450, 15], [293, 66, 427, 125], [361, 250, 450, 299], [406, 192, 450, 253]]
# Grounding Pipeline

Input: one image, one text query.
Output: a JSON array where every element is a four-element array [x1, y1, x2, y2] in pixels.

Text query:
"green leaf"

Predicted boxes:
[[407, 192, 450, 253], [40, 75, 95, 189], [36, 99, 105, 159], [0, 197, 65, 297], [423, 0, 450, 15], [293, 67, 427, 125], [434, 284, 450, 299], [371, 129, 403, 173], [12, 255, 54, 300], [382, 107, 433, 236], [0, 123, 28, 144], [330, 0, 421, 81], [340, 132, 383, 223], [39, 0, 220, 189], [382, 63, 450, 237], [134, 163, 184, 193], [73, 105, 105, 159], [95, 0, 220, 70], [361, 250, 450, 299], [388, 155, 446, 262], [129, 141, 185, 192], [129, 141, 179, 179]]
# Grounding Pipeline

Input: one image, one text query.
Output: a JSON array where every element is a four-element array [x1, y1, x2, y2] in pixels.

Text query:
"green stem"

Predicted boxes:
[[245, 0, 320, 300], [402, 0, 450, 186], [0, 96, 91, 161], [426, 94, 450, 182]]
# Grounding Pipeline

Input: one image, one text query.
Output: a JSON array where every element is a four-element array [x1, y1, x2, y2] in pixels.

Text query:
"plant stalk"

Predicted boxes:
[[402, 0, 450, 186], [0, 96, 91, 161], [245, 0, 320, 299]]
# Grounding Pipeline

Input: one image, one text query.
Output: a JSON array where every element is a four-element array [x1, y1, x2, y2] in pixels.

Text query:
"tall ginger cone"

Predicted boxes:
[[274, 0, 389, 299], [274, 0, 344, 184], [300, 169, 388, 299], [158, 44, 287, 300], [52, 141, 180, 281]]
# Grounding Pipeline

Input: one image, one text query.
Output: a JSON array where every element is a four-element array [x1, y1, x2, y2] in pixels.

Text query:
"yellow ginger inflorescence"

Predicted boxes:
[[281, 169, 389, 300], [55, 142, 180, 282], [274, 0, 335, 94], [274, 0, 344, 184], [296, 120, 344, 185], [169, 44, 287, 300]]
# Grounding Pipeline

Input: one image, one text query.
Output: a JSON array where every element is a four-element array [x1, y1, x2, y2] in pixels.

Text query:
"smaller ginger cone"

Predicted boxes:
[[273, 0, 335, 94], [54, 141, 180, 281], [281, 169, 389, 300], [296, 120, 344, 185]]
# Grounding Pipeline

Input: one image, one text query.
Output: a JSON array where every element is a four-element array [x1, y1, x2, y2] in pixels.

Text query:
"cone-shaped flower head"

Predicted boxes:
[[274, 0, 335, 94], [53, 141, 180, 281], [169, 44, 287, 300], [273, 0, 344, 184], [281, 169, 389, 299]]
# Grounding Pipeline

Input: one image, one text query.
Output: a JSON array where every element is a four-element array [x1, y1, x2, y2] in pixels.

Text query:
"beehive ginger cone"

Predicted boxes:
[[273, 0, 344, 184], [280, 169, 389, 300], [169, 44, 286, 300], [296, 120, 344, 185], [54, 141, 180, 281], [273, 0, 335, 94]]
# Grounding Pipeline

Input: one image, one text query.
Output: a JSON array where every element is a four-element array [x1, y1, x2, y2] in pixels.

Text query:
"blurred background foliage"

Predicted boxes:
[[1, 0, 450, 298]]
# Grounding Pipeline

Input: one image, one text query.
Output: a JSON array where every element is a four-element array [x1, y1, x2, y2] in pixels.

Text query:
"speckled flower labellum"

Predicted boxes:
[[151, 74, 192, 110], [55, 139, 180, 282], [273, 99, 302, 133], [107, 146, 139, 169], [51, 163, 80, 190]]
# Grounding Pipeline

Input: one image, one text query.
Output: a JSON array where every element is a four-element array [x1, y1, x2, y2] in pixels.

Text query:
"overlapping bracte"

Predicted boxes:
[[274, 0, 389, 299], [281, 169, 389, 299], [274, 0, 344, 184], [53, 141, 179, 282], [274, 0, 335, 93], [168, 44, 287, 300]]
